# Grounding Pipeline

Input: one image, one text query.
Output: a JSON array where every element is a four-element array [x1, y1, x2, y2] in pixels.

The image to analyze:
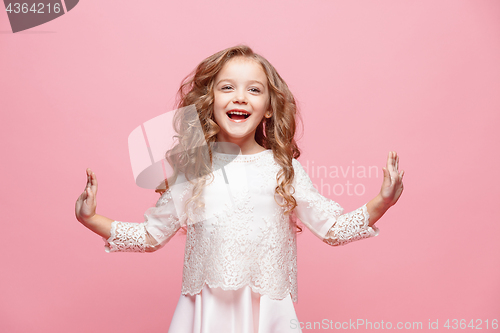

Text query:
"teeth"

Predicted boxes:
[[228, 111, 249, 115]]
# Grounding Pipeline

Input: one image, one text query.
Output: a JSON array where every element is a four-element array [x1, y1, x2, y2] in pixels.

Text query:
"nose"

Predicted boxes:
[[232, 89, 247, 104]]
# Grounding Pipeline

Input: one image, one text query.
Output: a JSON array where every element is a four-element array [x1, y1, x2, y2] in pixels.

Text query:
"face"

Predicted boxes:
[[213, 57, 271, 149]]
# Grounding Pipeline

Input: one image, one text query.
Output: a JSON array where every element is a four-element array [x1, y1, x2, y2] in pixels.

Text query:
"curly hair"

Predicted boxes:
[[156, 45, 303, 232]]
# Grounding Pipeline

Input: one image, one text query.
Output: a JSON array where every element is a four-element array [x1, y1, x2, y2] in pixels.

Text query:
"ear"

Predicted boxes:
[[265, 111, 272, 118]]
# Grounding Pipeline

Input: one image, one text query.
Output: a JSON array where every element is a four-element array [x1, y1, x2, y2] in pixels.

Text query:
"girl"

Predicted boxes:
[[75, 45, 404, 333]]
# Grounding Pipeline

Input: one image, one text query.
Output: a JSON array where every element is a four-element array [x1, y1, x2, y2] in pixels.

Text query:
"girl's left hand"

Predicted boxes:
[[380, 151, 405, 207]]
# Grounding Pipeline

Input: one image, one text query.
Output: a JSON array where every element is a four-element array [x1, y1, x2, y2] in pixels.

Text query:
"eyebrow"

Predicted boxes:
[[215, 78, 266, 87]]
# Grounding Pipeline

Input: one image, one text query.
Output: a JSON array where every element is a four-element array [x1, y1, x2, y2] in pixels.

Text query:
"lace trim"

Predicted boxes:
[[183, 282, 296, 302], [323, 204, 379, 246], [212, 149, 271, 163], [104, 221, 146, 253]]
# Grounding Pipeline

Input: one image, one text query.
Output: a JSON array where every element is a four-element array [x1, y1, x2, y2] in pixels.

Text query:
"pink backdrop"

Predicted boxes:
[[1, 0, 499, 332]]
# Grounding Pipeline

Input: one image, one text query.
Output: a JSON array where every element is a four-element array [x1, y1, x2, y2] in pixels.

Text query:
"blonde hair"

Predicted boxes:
[[157, 45, 303, 231]]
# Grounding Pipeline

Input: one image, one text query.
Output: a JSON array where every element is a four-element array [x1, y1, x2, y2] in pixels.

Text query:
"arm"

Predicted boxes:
[[75, 168, 181, 253], [81, 214, 114, 239], [103, 192, 181, 253], [292, 160, 378, 246], [292, 152, 403, 247]]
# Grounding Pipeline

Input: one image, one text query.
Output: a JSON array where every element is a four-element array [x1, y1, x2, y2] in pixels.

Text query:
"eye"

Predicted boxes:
[[221, 85, 233, 91], [249, 87, 261, 93]]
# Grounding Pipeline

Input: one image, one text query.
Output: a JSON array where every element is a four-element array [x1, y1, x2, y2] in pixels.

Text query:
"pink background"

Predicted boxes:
[[1, 0, 499, 332]]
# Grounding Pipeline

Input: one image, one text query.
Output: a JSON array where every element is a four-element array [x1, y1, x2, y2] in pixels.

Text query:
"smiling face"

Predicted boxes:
[[213, 56, 271, 153]]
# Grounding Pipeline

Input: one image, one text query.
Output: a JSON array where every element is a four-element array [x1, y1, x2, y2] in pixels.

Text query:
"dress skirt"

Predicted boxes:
[[168, 285, 302, 333]]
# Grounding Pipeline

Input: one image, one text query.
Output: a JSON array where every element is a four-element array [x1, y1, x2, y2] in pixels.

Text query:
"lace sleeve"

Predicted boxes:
[[292, 159, 379, 246], [103, 189, 181, 253], [322, 203, 379, 246]]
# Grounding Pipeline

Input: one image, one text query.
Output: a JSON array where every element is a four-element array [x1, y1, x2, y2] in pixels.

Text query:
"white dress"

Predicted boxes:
[[103, 150, 379, 332]]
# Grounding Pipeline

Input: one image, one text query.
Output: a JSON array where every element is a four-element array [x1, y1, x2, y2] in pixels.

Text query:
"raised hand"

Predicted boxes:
[[380, 151, 404, 207], [75, 168, 98, 224]]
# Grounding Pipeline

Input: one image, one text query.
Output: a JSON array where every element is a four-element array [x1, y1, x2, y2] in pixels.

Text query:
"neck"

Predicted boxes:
[[214, 136, 266, 155]]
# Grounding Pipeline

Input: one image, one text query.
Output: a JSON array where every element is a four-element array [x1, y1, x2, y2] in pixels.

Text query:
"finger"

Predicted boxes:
[[395, 152, 399, 170], [86, 168, 91, 189], [83, 183, 89, 198], [91, 171, 98, 194], [382, 167, 392, 184], [85, 186, 94, 206], [388, 151, 396, 173]]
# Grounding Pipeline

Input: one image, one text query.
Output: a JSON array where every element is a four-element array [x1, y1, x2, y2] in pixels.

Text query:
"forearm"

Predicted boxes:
[[80, 214, 114, 239], [366, 194, 391, 227]]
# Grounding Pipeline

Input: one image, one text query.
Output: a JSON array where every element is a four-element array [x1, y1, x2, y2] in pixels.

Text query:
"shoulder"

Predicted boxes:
[[292, 158, 302, 169], [155, 188, 173, 207], [292, 158, 307, 176], [291, 158, 314, 190], [264, 153, 307, 175]]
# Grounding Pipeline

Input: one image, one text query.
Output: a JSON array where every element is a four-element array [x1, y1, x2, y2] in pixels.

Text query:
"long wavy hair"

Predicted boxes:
[[156, 45, 303, 232]]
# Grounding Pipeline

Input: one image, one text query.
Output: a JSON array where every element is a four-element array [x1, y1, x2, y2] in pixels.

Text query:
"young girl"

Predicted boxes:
[[75, 45, 404, 333]]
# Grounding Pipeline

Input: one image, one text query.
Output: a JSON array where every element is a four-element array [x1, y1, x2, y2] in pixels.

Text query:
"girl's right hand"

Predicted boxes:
[[75, 168, 98, 225]]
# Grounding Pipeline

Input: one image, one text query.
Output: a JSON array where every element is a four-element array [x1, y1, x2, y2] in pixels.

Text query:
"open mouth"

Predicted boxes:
[[226, 110, 250, 121]]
